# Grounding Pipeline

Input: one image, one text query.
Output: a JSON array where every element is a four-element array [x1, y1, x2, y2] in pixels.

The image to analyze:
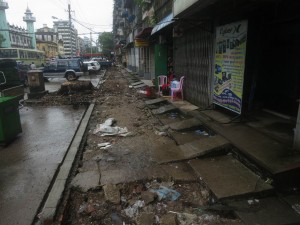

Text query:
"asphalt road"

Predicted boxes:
[[0, 74, 101, 225]]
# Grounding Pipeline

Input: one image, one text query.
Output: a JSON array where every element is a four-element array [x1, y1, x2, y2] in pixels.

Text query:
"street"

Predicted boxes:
[[0, 73, 101, 225]]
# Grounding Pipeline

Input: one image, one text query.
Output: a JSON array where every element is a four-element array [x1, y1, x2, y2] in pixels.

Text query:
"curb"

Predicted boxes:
[[38, 101, 95, 225]]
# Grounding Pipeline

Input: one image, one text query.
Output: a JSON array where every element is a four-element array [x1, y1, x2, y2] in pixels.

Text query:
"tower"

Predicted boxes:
[[23, 6, 36, 49], [0, 0, 11, 48]]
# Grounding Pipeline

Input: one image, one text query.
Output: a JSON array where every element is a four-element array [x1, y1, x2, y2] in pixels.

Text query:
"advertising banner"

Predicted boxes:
[[213, 20, 248, 114]]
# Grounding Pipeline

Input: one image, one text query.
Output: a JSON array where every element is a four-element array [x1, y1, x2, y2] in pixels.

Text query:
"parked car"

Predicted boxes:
[[42, 58, 87, 81], [91, 58, 112, 69], [83, 61, 101, 74]]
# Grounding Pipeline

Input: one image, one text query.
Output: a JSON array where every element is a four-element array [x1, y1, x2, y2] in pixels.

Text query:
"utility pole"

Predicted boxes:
[[90, 32, 92, 56]]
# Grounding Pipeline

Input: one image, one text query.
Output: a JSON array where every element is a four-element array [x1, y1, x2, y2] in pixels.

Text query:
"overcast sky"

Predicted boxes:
[[5, 0, 113, 39]]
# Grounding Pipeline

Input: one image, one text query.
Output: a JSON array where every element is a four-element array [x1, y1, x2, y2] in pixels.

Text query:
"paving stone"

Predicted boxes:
[[103, 184, 120, 204], [189, 155, 273, 200], [136, 212, 156, 225], [178, 135, 230, 159], [161, 162, 197, 182], [229, 197, 300, 225], [152, 105, 177, 115], [160, 213, 177, 225], [152, 136, 229, 164], [168, 118, 202, 131], [71, 170, 100, 192], [133, 84, 147, 88], [145, 98, 167, 105], [131, 81, 144, 86]]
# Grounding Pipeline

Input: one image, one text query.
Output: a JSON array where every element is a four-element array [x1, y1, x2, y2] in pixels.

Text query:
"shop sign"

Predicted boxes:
[[213, 20, 248, 114], [134, 39, 149, 47]]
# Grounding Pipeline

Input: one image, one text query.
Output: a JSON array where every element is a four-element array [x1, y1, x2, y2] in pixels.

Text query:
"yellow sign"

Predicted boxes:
[[213, 20, 248, 114], [134, 39, 149, 47]]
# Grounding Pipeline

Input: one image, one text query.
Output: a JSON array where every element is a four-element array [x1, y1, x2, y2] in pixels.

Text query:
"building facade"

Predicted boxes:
[[36, 24, 64, 59], [53, 20, 77, 57]]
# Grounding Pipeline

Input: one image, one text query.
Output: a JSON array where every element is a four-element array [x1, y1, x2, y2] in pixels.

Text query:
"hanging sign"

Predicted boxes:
[[213, 20, 248, 114]]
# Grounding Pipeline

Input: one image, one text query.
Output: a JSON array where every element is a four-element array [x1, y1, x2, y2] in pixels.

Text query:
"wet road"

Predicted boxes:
[[0, 105, 86, 224], [0, 71, 101, 224]]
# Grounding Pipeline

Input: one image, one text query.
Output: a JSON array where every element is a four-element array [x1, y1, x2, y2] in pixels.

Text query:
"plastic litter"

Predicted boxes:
[[195, 129, 209, 136], [97, 142, 112, 149], [150, 186, 181, 201], [124, 200, 145, 218], [93, 118, 131, 136], [292, 203, 300, 215]]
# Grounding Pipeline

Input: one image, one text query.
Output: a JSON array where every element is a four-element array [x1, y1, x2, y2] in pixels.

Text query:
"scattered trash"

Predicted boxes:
[[169, 112, 178, 119], [78, 203, 96, 215], [155, 130, 167, 136], [124, 200, 145, 218], [292, 203, 300, 215], [177, 212, 198, 224], [93, 118, 131, 136], [195, 129, 209, 136], [150, 186, 181, 201], [97, 142, 112, 149], [247, 199, 259, 205]]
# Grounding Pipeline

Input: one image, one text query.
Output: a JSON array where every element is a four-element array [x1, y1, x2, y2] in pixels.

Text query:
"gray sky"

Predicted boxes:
[[5, 0, 113, 39]]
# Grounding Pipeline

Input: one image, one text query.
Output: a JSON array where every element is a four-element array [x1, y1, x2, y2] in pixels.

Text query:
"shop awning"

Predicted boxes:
[[135, 27, 153, 39], [151, 13, 174, 35]]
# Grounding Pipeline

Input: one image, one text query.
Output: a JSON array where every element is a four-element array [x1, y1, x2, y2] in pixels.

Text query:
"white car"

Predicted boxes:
[[83, 61, 101, 74]]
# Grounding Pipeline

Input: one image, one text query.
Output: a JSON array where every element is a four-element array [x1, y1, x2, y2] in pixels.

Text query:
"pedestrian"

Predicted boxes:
[[30, 62, 36, 70]]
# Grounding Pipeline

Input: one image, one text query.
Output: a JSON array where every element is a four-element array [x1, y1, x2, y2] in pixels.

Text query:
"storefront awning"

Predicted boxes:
[[151, 13, 174, 35], [135, 27, 153, 39]]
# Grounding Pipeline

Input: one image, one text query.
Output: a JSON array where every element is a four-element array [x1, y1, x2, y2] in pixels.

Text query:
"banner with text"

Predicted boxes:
[[213, 20, 248, 114]]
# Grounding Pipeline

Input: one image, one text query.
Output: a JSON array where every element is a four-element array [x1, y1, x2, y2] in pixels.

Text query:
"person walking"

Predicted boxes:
[[30, 62, 36, 70]]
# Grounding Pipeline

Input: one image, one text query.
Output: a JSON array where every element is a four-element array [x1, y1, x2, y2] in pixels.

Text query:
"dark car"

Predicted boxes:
[[43, 58, 87, 81]]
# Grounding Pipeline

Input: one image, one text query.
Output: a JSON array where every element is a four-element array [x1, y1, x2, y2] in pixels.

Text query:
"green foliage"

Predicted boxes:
[[0, 34, 6, 47], [98, 32, 114, 56]]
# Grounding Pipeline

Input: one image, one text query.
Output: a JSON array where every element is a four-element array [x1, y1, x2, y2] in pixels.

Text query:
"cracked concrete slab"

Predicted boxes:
[[168, 117, 202, 131], [71, 170, 100, 192], [152, 135, 229, 164], [189, 155, 273, 200], [145, 98, 167, 105], [152, 105, 177, 115]]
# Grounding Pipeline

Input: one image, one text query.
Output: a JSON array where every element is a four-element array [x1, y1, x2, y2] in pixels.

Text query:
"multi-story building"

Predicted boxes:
[[53, 20, 77, 57], [35, 24, 64, 59]]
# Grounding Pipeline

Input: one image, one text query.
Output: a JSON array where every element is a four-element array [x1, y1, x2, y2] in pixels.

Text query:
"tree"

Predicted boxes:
[[0, 34, 6, 47], [98, 32, 114, 57]]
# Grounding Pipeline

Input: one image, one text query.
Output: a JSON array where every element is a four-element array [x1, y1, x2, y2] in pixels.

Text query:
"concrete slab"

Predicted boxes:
[[152, 105, 177, 115], [170, 100, 199, 113], [151, 144, 186, 164], [190, 110, 300, 176], [145, 98, 167, 105], [282, 195, 300, 215], [168, 118, 203, 131], [189, 155, 273, 200], [152, 135, 228, 164], [161, 162, 197, 182], [179, 135, 230, 159], [170, 130, 206, 145], [71, 170, 100, 192], [131, 81, 144, 86], [133, 83, 147, 89], [229, 197, 300, 225]]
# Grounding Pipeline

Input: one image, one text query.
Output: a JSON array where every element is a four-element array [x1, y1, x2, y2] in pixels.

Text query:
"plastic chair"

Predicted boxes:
[[157, 75, 167, 95], [171, 76, 185, 101]]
